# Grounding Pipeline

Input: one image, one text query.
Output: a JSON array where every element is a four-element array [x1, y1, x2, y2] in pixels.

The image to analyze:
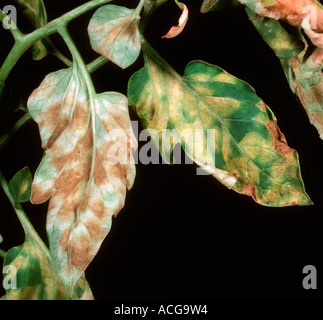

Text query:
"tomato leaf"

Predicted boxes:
[[3, 170, 93, 300], [8, 167, 32, 204], [128, 46, 312, 207], [237, 0, 323, 46], [27, 66, 137, 294], [246, 8, 323, 139], [162, 0, 188, 39], [88, 5, 142, 69], [245, 8, 305, 59], [3, 237, 93, 300]]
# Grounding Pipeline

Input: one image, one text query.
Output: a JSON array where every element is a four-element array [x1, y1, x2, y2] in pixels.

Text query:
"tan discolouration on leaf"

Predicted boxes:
[[286, 46, 323, 138], [162, 1, 189, 39], [241, 182, 256, 200], [266, 120, 293, 156], [20, 180, 29, 195], [88, 5, 141, 69], [201, 0, 217, 13], [95, 19, 139, 57], [28, 66, 137, 293], [239, 0, 323, 46], [129, 56, 312, 207]]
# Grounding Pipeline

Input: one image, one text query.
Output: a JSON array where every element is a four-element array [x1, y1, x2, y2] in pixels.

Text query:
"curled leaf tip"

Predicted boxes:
[[162, 0, 188, 39]]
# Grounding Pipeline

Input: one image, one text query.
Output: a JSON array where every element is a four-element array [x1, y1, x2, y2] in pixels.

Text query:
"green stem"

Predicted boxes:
[[0, 9, 23, 41], [51, 49, 73, 67], [0, 0, 113, 88], [0, 113, 31, 153], [134, 0, 147, 16], [0, 42, 29, 89], [0, 171, 50, 257], [87, 56, 109, 74]]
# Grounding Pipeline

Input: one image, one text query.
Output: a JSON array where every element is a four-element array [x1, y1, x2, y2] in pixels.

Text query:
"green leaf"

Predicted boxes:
[[27, 65, 137, 294], [8, 167, 32, 204], [88, 4, 142, 69], [3, 234, 93, 300], [0, 234, 3, 245], [14, 0, 49, 60], [128, 45, 312, 207], [245, 8, 304, 59]]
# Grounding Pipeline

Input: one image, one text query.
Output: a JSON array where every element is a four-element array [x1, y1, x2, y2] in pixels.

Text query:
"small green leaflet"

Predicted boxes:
[[27, 64, 137, 294], [128, 48, 312, 207], [8, 166, 32, 204], [246, 8, 323, 139], [14, 0, 49, 60], [88, 5, 141, 69]]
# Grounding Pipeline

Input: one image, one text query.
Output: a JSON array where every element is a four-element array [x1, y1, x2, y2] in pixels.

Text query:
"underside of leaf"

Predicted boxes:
[[128, 51, 312, 207], [88, 4, 141, 69], [27, 66, 137, 294]]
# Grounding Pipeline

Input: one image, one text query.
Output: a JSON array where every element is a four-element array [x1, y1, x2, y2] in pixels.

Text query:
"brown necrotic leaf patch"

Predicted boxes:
[[266, 120, 293, 156], [28, 67, 137, 294]]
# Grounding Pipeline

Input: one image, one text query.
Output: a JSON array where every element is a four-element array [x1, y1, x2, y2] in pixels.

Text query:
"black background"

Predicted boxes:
[[0, 0, 322, 300]]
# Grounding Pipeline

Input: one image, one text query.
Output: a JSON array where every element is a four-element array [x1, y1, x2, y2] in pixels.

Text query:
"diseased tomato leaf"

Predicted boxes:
[[3, 237, 93, 300], [237, 0, 323, 46], [246, 8, 323, 139], [245, 8, 305, 59], [128, 47, 312, 207], [8, 166, 32, 204], [285, 48, 323, 138], [88, 4, 141, 69], [162, 0, 188, 39], [27, 65, 137, 294], [3, 168, 93, 300]]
